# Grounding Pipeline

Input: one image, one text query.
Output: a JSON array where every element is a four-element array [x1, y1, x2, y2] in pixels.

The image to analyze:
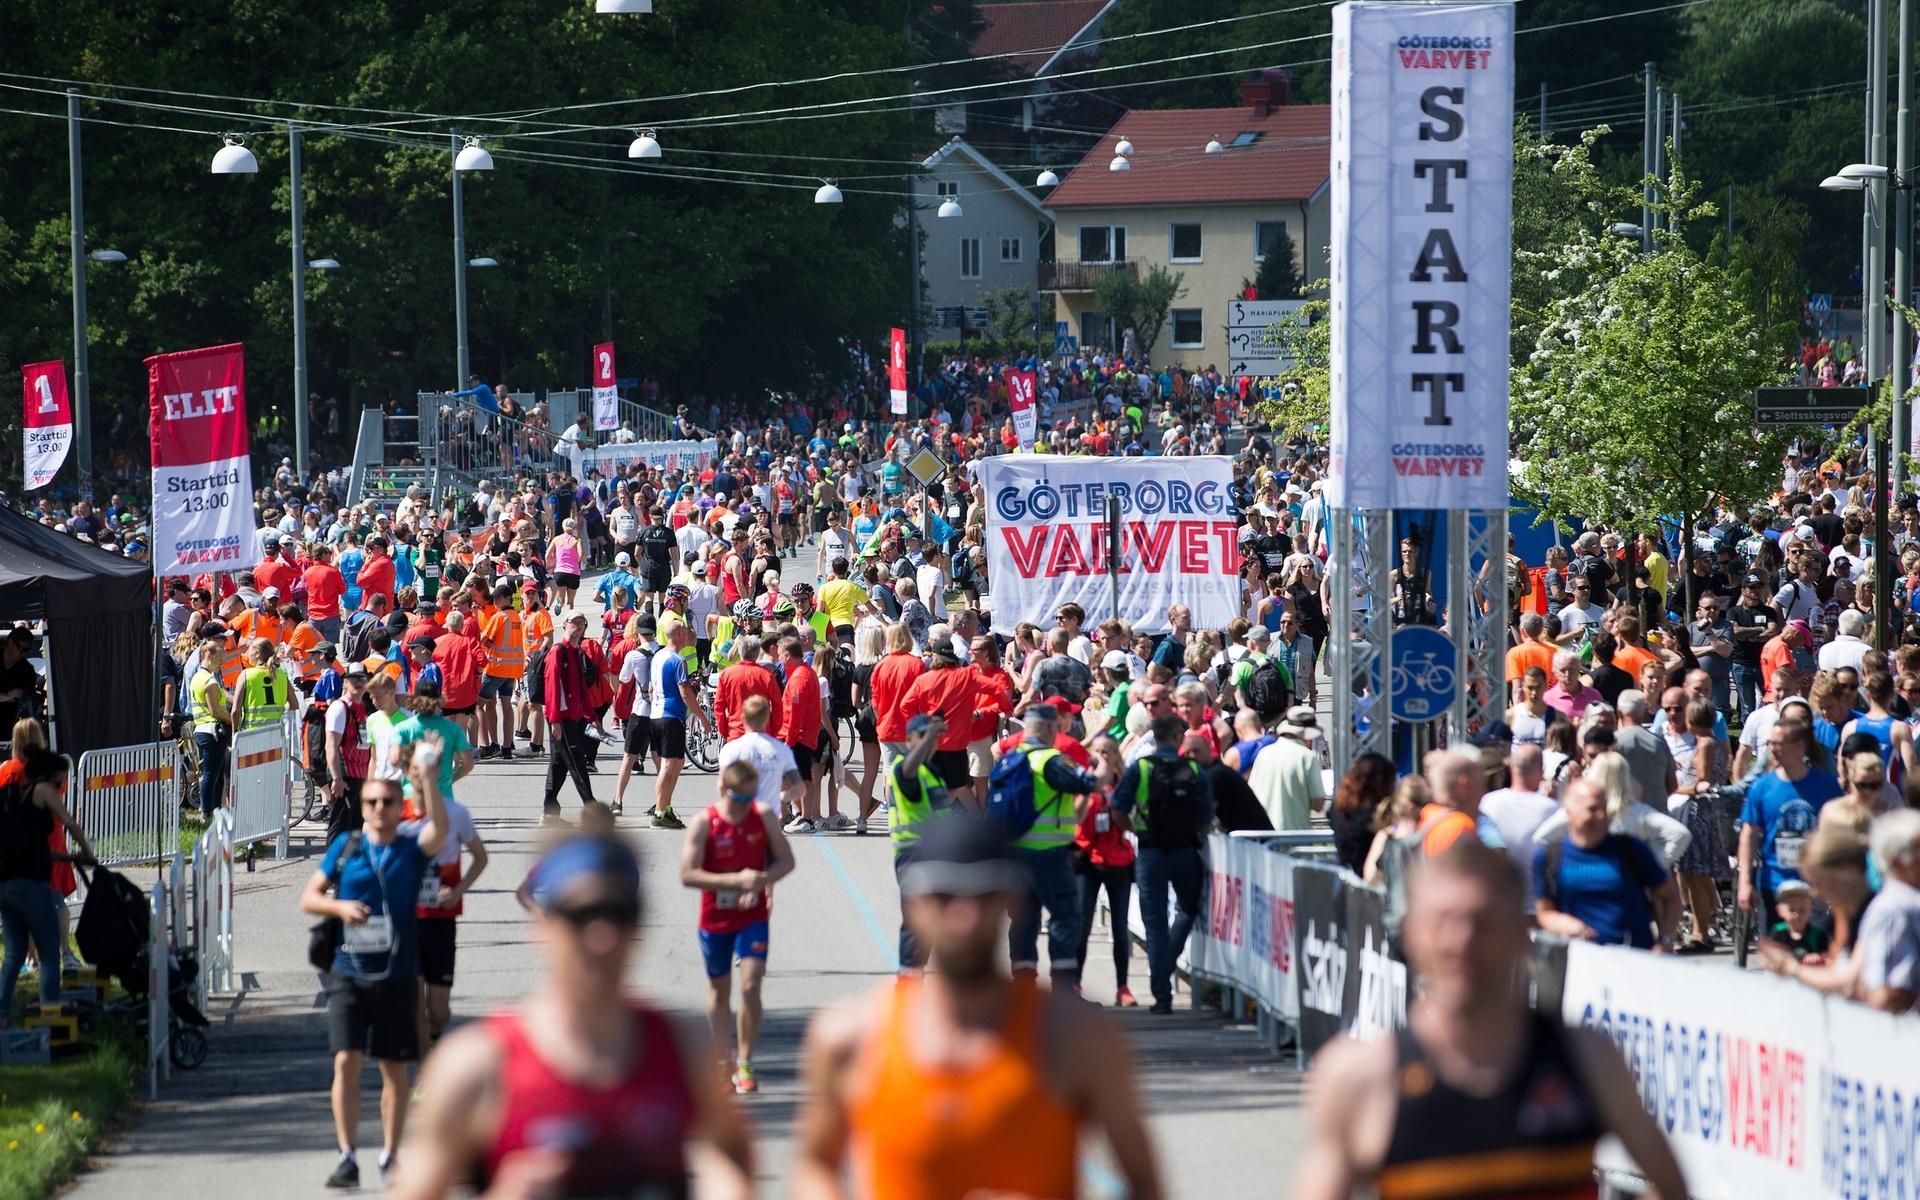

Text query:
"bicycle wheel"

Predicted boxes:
[[170, 1025, 209, 1070]]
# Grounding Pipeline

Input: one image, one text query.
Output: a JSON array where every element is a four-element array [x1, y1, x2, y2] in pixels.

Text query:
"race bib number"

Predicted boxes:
[[418, 873, 445, 908], [356, 723, 371, 749], [343, 914, 393, 955], [424, 565, 440, 579], [1095, 812, 1111, 834], [1776, 832, 1806, 870], [713, 888, 740, 910]]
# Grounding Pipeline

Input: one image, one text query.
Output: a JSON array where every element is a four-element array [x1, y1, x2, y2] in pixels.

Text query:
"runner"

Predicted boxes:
[[300, 737, 451, 1190], [1292, 841, 1687, 1200], [648, 621, 707, 830], [793, 815, 1162, 1200], [392, 833, 754, 1199], [404, 768, 488, 1048], [680, 760, 795, 1094]]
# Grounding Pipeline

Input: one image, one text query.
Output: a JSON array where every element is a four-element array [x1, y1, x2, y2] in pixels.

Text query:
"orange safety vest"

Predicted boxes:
[[522, 609, 554, 651], [484, 609, 526, 679], [364, 654, 402, 685], [286, 622, 323, 680], [219, 637, 247, 689], [233, 608, 283, 647]]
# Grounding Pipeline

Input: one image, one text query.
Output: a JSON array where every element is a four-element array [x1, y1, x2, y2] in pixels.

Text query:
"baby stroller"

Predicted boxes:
[[73, 865, 210, 1069]]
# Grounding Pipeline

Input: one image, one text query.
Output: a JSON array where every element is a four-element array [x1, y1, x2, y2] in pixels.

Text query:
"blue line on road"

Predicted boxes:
[[809, 832, 1129, 1200]]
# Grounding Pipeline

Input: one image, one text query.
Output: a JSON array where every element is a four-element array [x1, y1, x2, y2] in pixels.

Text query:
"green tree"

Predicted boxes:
[[978, 283, 1038, 347], [1091, 264, 1184, 357], [1510, 166, 1792, 551], [1242, 227, 1302, 299]]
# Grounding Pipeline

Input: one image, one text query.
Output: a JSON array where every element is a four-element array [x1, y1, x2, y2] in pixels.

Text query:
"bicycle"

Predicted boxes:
[[684, 678, 720, 774], [1390, 652, 1455, 698]]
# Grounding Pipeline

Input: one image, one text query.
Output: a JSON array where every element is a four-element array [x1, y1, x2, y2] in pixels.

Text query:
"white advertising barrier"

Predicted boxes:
[[1329, 1, 1513, 510], [1185, 832, 1298, 1020], [192, 809, 235, 1000], [1561, 941, 1920, 1200], [229, 721, 290, 857], [979, 454, 1239, 635], [570, 438, 718, 482]]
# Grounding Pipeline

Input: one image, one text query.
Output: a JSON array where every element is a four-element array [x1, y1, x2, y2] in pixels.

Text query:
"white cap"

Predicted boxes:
[[261, 586, 281, 600], [1100, 649, 1131, 673], [615, 551, 632, 566]]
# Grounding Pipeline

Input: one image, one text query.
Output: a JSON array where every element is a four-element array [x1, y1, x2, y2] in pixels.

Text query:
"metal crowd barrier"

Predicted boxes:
[[191, 809, 235, 1001], [228, 721, 291, 858], [73, 740, 181, 867], [147, 880, 170, 1098]]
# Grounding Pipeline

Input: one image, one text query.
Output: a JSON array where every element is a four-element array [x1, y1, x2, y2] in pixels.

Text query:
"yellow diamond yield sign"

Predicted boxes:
[[905, 448, 946, 486]]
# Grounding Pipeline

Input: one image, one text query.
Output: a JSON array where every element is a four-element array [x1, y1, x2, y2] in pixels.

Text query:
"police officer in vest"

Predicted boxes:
[[889, 712, 952, 970], [1006, 705, 1112, 989], [232, 637, 296, 735], [188, 638, 234, 820]]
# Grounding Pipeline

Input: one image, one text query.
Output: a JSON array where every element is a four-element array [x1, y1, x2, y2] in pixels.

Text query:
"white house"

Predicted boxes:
[[915, 137, 1051, 338]]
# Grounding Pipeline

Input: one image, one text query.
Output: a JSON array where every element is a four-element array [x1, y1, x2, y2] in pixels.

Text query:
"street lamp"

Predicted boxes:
[[1115, 136, 1134, 157], [308, 258, 341, 271], [452, 132, 496, 389], [1109, 154, 1130, 172], [814, 180, 843, 204], [210, 134, 258, 175], [1035, 168, 1060, 188], [627, 129, 662, 159], [937, 195, 963, 219], [1205, 137, 1224, 154], [1822, 175, 1867, 192], [1608, 222, 1645, 237], [467, 257, 499, 268], [596, 0, 653, 10], [455, 136, 495, 173], [87, 249, 127, 263]]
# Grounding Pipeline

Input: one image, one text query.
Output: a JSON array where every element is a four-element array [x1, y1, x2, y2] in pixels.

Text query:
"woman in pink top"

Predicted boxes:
[[546, 517, 585, 612]]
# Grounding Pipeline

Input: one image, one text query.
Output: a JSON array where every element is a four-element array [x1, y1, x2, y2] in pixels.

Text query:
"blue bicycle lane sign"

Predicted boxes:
[[1389, 625, 1459, 722]]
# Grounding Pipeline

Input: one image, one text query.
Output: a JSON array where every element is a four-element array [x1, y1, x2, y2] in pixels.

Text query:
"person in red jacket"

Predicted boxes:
[[357, 535, 397, 612], [966, 635, 1016, 799], [777, 636, 829, 834], [993, 695, 1094, 769], [899, 639, 979, 807], [302, 543, 348, 643], [540, 612, 601, 818], [1074, 734, 1138, 1007], [713, 635, 783, 742], [254, 535, 299, 599], [868, 622, 925, 805], [433, 611, 487, 745]]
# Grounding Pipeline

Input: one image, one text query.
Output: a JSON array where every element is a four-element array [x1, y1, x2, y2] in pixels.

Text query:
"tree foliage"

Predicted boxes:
[[1092, 263, 1185, 357], [0, 0, 920, 465], [1510, 165, 1792, 530], [1243, 226, 1302, 299], [978, 283, 1039, 346]]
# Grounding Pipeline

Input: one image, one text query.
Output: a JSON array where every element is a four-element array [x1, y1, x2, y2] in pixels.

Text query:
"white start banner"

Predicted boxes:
[[147, 343, 256, 576], [1185, 833, 1298, 1021], [570, 438, 718, 482], [1328, 1, 1513, 510], [1560, 941, 1920, 1200], [977, 454, 1239, 634]]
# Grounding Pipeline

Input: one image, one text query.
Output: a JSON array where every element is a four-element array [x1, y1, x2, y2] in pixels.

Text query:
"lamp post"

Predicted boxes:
[[67, 89, 94, 503], [288, 123, 310, 481], [1895, 0, 1915, 489], [452, 135, 495, 388]]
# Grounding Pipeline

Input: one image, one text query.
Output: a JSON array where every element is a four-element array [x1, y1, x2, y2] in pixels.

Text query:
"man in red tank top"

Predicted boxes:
[[392, 834, 753, 1199], [680, 761, 794, 1095]]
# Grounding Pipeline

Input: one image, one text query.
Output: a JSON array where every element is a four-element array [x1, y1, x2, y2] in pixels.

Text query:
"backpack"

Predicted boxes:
[[1136, 756, 1206, 850], [338, 610, 378, 666], [986, 747, 1042, 840], [1244, 657, 1289, 720], [524, 646, 549, 704], [829, 645, 857, 720]]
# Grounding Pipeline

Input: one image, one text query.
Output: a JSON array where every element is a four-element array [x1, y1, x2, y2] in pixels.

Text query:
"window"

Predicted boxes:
[[960, 237, 981, 278], [936, 180, 959, 198], [1231, 131, 1263, 147], [1171, 308, 1204, 349], [1078, 224, 1127, 263], [1000, 237, 1023, 263], [1255, 220, 1289, 261], [1170, 223, 1203, 262]]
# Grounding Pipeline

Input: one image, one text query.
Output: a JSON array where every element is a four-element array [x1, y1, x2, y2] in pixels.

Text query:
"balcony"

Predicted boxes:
[[1040, 259, 1138, 292]]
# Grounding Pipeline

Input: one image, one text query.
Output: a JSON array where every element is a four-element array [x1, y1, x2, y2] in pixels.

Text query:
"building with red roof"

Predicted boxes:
[[1041, 74, 1329, 369]]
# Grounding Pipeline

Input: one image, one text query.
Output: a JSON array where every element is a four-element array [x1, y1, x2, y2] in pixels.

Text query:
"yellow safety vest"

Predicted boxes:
[[1013, 746, 1076, 853], [237, 665, 291, 730]]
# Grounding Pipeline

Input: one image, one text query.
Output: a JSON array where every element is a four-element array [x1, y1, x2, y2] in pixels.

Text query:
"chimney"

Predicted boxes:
[[1241, 74, 1272, 118]]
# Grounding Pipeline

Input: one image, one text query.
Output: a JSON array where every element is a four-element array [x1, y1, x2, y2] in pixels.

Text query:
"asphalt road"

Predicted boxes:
[[64, 559, 1315, 1199]]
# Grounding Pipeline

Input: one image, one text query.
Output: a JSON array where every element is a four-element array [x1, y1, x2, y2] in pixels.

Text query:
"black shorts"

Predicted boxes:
[[418, 920, 457, 987], [324, 972, 421, 1062], [644, 567, 671, 594], [444, 702, 477, 717], [653, 717, 688, 759], [554, 571, 581, 591], [931, 748, 971, 790], [623, 714, 652, 756], [812, 507, 830, 533], [790, 738, 817, 778], [854, 711, 877, 745]]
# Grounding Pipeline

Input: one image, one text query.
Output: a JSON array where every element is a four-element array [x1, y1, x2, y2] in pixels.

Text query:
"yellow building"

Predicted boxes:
[[1042, 74, 1329, 371]]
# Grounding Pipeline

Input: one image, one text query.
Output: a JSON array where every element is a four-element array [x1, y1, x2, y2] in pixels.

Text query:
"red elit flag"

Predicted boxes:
[[889, 326, 908, 415], [147, 343, 256, 575], [20, 360, 72, 491]]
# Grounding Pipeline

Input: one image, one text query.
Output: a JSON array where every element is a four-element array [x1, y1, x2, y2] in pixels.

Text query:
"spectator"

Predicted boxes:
[[1857, 810, 1920, 1012], [1611, 691, 1677, 817], [1739, 716, 1843, 922], [1478, 744, 1559, 897], [713, 635, 783, 743], [1542, 650, 1601, 722], [1184, 731, 1270, 834], [1757, 825, 1873, 996], [1819, 608, 1873, 674], [1327, 752, 1395, 877], [1073, 735, 1139, 1009], [1686, 593, 1734, 714], [1246, 705, 1325, 830], [1114, 713, 1213, 1014], [1532, 777, 1681, 949], [1536, 749, 1691, 869], [1416, 749, 1486, 858], [1029, 628, 1093, 707]]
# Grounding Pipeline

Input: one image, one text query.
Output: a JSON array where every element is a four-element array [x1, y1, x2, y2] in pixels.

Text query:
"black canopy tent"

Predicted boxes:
[[0, 505, 153, 758]]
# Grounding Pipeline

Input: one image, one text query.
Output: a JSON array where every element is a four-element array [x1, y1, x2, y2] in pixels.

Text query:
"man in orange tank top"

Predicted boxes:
[[792, 818, 1162, 1200]]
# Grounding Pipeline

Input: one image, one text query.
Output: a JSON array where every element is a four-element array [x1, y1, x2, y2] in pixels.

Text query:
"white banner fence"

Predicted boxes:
[[229, 720, 291, 858], [73, 740, 181, 868], [191, 809, 235, 1001]]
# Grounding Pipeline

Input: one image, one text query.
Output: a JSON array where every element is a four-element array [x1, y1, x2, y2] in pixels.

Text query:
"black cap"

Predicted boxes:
[[1743, 572, 1767, 588], [412, 676, 443, 701], [896, 816, 1024, 897]]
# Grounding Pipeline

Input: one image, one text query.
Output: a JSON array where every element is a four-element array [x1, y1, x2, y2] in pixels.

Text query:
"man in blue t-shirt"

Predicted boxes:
[[1738, 716, 1843, 918], [1533, 778, 1680, 949], [300, 736, 451, 1190]]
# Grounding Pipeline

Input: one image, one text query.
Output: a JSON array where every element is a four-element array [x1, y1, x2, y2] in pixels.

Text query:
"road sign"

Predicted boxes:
[[1389, 625, 1458, 723], [1809, 292, 1833, 317], [1753, 386, 1868, 427], [1227, 298, 1308, 376], [905, 447, 946, 486]]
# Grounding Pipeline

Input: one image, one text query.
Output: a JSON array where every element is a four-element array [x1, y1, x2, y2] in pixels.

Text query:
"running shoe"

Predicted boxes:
[[324, 1157, 359, 1190], [378, 1152, 398, 1182], [822, 812, 855, 831], [516, 745, 543, 758], [732, 1061, 759, 1094], [653, 809, 685, 830], [1115, 986, 1138, 1008], [783, 816, 817, 835], [855, 817, 868, 836]]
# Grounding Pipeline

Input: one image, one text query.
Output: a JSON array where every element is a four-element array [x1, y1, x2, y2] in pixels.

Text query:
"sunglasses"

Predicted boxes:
[[362, 792, 403, 809], [550, 899, 641, 928]]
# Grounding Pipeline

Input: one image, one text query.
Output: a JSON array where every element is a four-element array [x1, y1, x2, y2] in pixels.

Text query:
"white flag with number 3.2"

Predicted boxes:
[[20, 360, 73, 492]]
